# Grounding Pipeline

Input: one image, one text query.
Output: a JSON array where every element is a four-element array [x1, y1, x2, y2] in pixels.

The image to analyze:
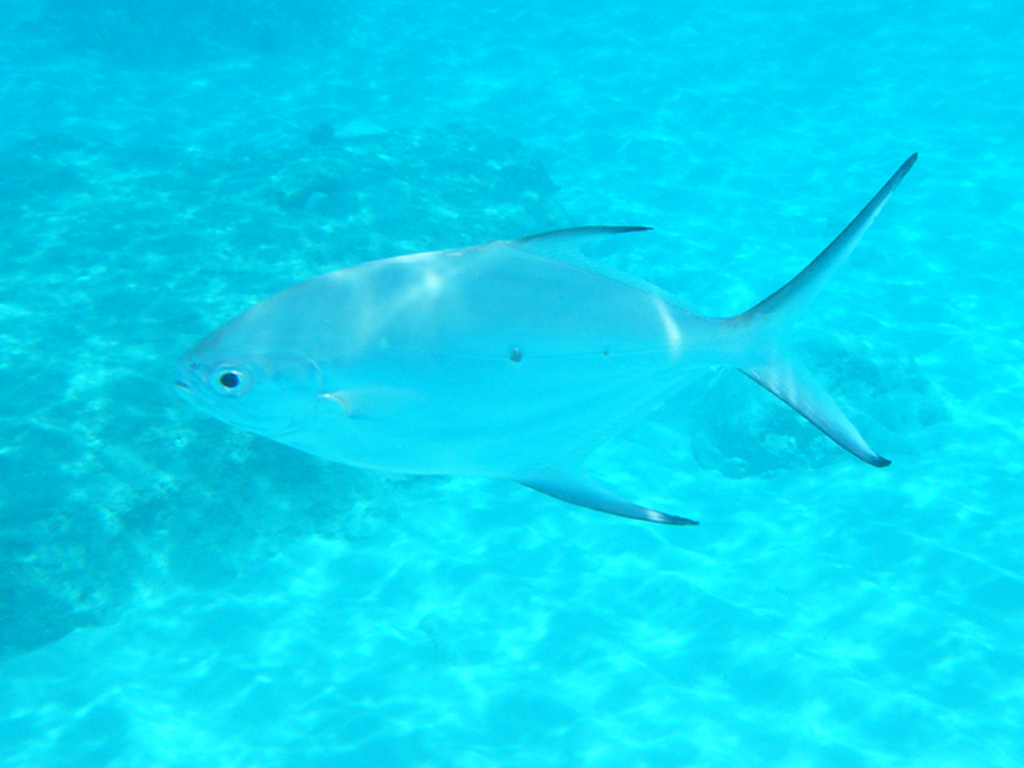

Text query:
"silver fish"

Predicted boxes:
[[176, 155, 917, 525]]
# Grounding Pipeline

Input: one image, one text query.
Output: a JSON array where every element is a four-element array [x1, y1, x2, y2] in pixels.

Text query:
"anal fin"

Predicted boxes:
[[516, 469, 698, 526]]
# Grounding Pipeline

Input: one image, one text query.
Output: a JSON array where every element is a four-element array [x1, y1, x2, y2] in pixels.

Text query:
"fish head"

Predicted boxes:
[[174, 330, 323, 439]]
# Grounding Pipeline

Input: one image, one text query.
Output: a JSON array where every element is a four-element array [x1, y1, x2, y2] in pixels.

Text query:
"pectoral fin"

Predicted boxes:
[[320, 387, 423, 420], [516, 469, 698, 526]]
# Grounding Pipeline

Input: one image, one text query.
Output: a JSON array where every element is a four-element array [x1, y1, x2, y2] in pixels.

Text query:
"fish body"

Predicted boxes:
[[177, 155, 917, 525]]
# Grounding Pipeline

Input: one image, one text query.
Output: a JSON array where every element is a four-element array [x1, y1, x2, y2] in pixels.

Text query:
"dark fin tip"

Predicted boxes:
[[872, 456, 892, 468], [608, 226, 653, 234], [649, 509, 699, 526]]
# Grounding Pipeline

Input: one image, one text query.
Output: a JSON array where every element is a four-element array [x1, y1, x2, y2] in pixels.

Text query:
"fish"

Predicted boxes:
[[175, 154, 917, 526]]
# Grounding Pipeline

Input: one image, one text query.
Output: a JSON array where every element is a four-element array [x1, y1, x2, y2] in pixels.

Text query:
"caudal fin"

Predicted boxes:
[[730, 154, 917, 466]]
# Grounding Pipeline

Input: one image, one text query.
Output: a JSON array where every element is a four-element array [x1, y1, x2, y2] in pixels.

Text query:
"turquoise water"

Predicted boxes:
[[1, 0, 1021, 765]]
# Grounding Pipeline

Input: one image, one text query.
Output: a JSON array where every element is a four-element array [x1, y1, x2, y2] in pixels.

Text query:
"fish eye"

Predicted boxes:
[[212, 366, 250, 396]]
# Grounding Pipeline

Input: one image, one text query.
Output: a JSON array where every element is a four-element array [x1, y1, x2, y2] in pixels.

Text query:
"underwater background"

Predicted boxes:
[[1, 0, 1021, 765]]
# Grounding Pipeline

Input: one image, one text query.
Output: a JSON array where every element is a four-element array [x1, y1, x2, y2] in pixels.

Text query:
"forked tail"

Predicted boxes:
[[727, 154, 918, 467]]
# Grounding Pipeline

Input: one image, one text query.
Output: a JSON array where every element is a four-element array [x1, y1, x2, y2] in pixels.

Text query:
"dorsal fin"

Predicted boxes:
[[505, 226, 698, 312], [509, 226, 652, 260]]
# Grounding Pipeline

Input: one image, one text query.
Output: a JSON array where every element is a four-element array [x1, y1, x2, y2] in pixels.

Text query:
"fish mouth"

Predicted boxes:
[[173, 378, 194, 400], [174, 354, 201, 395]]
